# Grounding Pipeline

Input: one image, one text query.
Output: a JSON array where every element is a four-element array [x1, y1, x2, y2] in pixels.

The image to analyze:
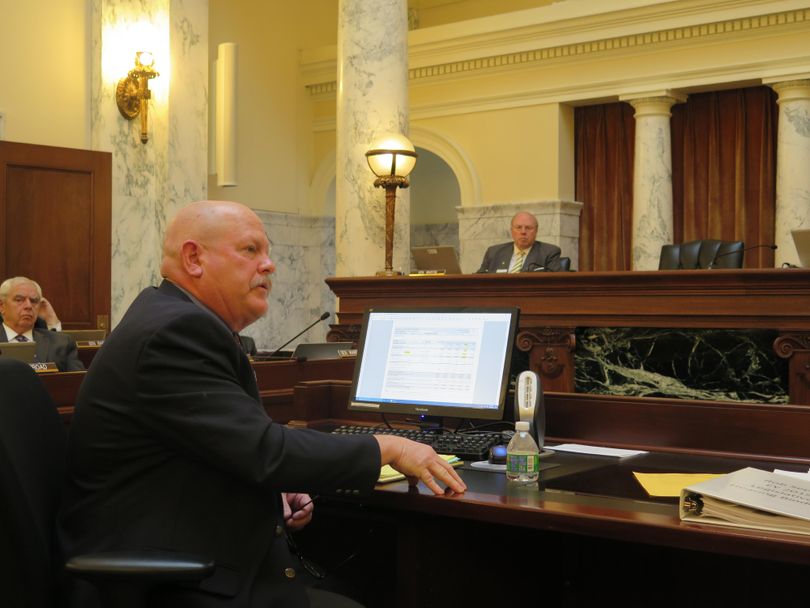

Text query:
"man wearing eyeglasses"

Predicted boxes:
[[0, 276, 84, 371]]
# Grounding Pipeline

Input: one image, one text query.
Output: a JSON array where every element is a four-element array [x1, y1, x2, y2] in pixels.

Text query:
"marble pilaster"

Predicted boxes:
[[240, 212, 337, 351], [457, 201, 583, 273], [623, 93, 686, 270], [336, 0, 411, 276], [767, 79, 810, 267], [92, 0, 208, 326]]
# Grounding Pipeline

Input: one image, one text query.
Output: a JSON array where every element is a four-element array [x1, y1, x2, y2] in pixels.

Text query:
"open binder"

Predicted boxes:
[[679, 467, 810, 536]]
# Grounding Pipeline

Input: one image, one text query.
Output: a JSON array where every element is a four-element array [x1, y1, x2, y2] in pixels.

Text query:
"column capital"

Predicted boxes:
[[620, 91, 688, 118], [765, 78, 810, 103]]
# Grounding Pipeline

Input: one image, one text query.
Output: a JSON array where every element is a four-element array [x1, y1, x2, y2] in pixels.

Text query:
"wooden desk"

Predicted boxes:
[[292, 380, 810, 607], [326, 270, 810, 402], [305, 454, 810, 607]]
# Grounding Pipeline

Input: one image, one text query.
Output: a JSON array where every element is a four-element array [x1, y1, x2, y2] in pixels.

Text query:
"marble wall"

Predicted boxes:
[[575, 327, 788, 403], [239, 211, 337, 351], [92, 0, 208, 326], [410, 222, 459, 271]]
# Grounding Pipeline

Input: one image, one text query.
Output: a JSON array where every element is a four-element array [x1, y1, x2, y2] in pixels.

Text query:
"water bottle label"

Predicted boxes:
[[506, 453, 539, 474]]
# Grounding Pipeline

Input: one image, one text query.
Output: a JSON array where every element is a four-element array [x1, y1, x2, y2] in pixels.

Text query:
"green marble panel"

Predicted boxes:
[[575, 328, 788, 403]]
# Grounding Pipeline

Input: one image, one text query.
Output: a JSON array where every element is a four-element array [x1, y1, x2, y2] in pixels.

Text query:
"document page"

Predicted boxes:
[[380, 320, 484, 404]]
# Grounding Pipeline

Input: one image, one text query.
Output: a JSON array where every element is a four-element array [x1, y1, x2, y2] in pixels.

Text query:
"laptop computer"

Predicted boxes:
[[791, 229, 810, 267], [0, 341, 38, 364], [291, 342, 354, 361], [411, 246, 462, 274]]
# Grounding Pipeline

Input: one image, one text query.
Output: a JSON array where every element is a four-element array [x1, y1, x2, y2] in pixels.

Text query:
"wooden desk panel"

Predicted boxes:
[[326, 269, 810, 330], [326, 270, 810, 403], [47, 357, 357, 423], [295, 380, 810, 462]]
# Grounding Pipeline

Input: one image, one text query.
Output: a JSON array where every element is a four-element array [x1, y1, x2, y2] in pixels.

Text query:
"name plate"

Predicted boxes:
[[30, 362, 59, 374]]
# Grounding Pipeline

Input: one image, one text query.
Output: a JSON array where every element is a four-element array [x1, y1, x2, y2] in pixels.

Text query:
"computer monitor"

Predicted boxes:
[[348, 307, 519, 422]]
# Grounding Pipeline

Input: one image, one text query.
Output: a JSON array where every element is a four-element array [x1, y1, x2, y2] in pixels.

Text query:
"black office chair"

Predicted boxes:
[[558, 257, 572, 272], [0, 358, 214, 608], [658, 239, 744, 269]]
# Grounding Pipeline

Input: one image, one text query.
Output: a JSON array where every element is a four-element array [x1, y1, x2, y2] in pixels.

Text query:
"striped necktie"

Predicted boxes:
[[509, 250, 526, 273], [13, 334, 29, 342]]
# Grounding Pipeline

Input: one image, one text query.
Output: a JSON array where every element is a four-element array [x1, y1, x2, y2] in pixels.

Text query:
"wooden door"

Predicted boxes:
[[0, 141, 111, 331]]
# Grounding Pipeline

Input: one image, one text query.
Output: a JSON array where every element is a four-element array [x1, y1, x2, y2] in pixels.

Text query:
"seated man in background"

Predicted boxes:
[[476, 210, 562, 273], [0, 276, 84, 372], [60, 200, 465, 608]]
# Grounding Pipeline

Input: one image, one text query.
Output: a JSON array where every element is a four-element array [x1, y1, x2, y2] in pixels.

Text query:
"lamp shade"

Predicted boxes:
[[365, 132, 417, 178]]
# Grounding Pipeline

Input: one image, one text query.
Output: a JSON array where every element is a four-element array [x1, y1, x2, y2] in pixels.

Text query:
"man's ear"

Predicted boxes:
[[180, 240, 204, 278]]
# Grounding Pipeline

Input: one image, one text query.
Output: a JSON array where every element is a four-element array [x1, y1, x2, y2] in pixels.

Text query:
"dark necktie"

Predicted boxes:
[[14, 335, 29, 342]]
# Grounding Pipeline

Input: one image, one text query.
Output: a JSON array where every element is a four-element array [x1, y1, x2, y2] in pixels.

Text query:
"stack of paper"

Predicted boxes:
[[378, 455, 461, 484]]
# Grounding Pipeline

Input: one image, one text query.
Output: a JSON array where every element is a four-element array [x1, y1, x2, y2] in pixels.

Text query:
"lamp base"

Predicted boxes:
[[375, 269, 403, 277]]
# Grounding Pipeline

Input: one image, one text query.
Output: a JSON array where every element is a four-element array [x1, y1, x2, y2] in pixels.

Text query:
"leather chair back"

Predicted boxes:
[[559, 257, 572, 272], [659, 240, 744, 269], [0, 359, 214, 608], [0, 359, 66, 608]]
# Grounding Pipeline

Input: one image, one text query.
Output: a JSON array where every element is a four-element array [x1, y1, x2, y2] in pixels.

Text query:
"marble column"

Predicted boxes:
[[91, 0, 208, 326], [336, 0, 410, 276], [767, 79, 810, 267], [622, 93, 686, 270]]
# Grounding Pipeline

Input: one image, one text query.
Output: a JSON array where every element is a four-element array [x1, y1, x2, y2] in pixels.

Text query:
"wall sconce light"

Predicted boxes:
[[115, 51, 159, 144], [365, 132, 418, 276]]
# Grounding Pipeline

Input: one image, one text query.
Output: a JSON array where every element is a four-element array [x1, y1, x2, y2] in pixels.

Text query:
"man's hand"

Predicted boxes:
[[38, 297, 61, 329], [374, 435, 467, 496], [282, 492, 314, 530]]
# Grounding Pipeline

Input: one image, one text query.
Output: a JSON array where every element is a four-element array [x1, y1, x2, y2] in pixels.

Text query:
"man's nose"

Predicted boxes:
[[259, 257, 276, 274]]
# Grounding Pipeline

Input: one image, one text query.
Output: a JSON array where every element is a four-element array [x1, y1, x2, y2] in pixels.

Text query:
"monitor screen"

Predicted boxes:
[[349, 307, 519, 421]]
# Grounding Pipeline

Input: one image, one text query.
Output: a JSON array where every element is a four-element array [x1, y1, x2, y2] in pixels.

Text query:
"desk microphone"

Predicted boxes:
[[707, 244, 776, 269], [265, 312, 330, 358]]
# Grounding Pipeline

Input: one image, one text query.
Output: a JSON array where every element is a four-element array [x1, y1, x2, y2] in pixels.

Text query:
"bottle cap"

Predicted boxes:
[[515, 421, 530, 432]]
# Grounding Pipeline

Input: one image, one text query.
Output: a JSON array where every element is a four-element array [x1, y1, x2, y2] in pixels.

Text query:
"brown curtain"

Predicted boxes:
[[671, 86, 777, 268], [575, 103, 635, 271]]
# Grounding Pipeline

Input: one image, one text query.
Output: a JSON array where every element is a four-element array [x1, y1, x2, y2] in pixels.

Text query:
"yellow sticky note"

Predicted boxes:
[[378, 455, 461, 484], [632, 472, 724, 497]]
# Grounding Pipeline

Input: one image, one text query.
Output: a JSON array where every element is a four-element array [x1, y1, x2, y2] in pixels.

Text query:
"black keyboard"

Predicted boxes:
[[330, 425, 504, 461]]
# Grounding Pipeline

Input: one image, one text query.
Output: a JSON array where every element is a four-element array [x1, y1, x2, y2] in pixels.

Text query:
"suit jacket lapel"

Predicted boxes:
[[526, 242, 544, 270]]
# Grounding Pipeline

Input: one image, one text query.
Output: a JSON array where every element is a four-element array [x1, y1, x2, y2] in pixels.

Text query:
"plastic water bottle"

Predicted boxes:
[[506, 421, 540, 484]]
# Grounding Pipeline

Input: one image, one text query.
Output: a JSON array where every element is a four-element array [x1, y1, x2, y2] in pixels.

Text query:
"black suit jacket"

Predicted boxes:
[[0, 326, 84, 372], [476, 241, 562, 273], [59, 281, 380, 607]]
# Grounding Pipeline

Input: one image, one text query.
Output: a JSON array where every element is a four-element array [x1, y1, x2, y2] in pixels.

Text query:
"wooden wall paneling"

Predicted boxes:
[[0, 141, 111, 331]]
